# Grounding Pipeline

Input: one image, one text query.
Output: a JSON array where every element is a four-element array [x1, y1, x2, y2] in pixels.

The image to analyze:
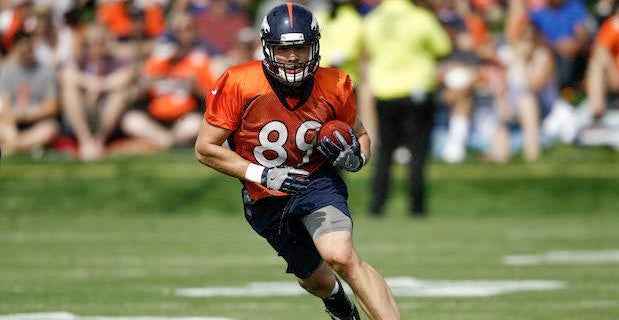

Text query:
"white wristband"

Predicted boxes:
[[245, 163, 265, 183], [361, 154, 367, 167]]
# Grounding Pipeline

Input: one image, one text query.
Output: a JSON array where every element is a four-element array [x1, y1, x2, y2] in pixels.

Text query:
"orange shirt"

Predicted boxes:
[[97, 3, 132, 38], [205, 61, 356, 201], [596, 15, 619, 73], [466, 13, 490, 47], [1, 9, 22, 50], [143, 50, 215, 121], [97, 3, 165, 38]]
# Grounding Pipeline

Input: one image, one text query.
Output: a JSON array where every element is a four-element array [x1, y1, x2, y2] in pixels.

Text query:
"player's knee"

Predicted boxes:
[[323, 249, 356, 277]]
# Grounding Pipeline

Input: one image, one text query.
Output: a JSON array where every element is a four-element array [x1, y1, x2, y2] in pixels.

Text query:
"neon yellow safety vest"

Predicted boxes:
[[316, 4, 364, 85], [364, 0, 451, 99]]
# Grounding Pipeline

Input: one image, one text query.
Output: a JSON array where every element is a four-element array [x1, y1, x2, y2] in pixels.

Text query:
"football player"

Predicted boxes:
[[195, 3, 400, 319]]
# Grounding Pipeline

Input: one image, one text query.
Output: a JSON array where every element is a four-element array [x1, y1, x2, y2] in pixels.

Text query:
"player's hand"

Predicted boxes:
[[318, 129, 363, 172], [261, 166, 310, 194]]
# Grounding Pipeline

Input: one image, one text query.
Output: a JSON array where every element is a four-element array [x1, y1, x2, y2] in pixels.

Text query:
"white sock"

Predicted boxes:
[[448, 115, 470, 144], [443, 115, 470, 163], [330, 280, 340, 296]]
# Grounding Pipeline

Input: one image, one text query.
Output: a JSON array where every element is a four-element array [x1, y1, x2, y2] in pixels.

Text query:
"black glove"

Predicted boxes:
[[261, 166, 310, 194], [317, 129, 364, 172]]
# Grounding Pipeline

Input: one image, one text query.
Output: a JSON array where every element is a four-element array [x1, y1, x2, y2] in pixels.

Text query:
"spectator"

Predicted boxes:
[[60, 24, 134, 161], [529, 0, 590, 89], [32, 10, 62, 69], [364, 0, 451, 217], [96, 0, 166, 63], [0, 0, 35, 56], [315, 1, 378, 144], [491, 23, 559, 162], [121, 14, 216, 151], [210, 27, 259, 76], [96, 0, 165, 41], [193, 0, 250, 56], [592, 0, 617, 26], [31, 0, 74, 26], [586, 7, 619, 121], [438, 9, 481, 163], [0, 30, 60, 156], [316, 0, 364, 85]]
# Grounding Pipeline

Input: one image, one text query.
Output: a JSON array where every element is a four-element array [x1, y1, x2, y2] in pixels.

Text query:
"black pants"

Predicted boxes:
[[370, 95, 434, 215]]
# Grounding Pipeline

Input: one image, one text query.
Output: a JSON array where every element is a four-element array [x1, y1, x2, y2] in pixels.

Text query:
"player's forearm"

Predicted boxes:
[[358, 132, 371, 166], [353, 118, 371, 166], [195, 142, 252, 181]]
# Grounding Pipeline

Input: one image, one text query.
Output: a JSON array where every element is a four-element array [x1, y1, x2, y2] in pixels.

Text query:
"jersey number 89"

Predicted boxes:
[[253, 120, 321, 167]]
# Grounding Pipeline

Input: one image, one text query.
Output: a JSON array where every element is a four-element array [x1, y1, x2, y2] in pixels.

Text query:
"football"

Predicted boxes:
[[317, 120, 353, 148]]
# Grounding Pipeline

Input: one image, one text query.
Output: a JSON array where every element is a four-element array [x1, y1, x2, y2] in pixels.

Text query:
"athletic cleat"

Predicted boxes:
[[325, 303, 361, 320]]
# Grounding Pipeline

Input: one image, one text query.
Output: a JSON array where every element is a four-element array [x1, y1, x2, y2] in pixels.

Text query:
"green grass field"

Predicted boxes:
[[1, 147, 619, 320]]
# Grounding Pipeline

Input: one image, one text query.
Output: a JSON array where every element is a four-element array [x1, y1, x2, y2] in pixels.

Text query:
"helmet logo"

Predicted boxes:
[[311, 15, 318, 32], [280, 33, 304, 42], [287, 3, 294, 29], [261, 16, 270, 34]]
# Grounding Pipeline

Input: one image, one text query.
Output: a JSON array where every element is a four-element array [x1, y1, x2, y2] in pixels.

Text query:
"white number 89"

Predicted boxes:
[[253, 120, 322, 167]]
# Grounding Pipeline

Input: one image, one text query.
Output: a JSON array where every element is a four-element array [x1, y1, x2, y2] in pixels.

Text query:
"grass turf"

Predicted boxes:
[[1, 146, 618, 319]]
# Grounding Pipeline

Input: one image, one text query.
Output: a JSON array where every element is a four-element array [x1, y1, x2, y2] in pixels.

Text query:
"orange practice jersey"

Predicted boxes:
[[205, 61, 356, 201]]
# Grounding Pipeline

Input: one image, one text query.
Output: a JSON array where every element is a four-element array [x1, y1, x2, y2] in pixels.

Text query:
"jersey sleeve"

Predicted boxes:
[[335, 73, 357, 127], [204, 70, 243, 131]]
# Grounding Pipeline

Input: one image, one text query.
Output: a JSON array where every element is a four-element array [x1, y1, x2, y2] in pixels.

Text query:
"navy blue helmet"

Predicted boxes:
[[260, 3, 321, 85]]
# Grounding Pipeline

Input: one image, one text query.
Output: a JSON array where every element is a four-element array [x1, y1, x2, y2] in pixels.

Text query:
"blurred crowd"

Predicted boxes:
[[0, 0, 618, 162]]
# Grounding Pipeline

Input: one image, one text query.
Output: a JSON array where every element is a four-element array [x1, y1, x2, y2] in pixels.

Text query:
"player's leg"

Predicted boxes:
[[304, 206, 400, 319], [297, 261, 361, 320], [241, 194, 356, 318], [316, 231, 399, 320], [297, 261, 336, 298], [300, 208, 361, 319]]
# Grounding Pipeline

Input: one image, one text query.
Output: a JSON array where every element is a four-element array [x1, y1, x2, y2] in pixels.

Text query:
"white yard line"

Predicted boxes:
[[0, 313, 233, 320], [176, 277, 566, 298], [504, 250, 619, 265]]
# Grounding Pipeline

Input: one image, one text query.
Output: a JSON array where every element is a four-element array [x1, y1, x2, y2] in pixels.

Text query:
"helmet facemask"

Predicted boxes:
[[260, 2, 321, 87], [262, 38, 320, 86]]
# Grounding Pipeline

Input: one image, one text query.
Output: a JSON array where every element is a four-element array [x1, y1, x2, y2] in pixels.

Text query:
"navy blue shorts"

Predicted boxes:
[[243, 166, 350, 279]]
